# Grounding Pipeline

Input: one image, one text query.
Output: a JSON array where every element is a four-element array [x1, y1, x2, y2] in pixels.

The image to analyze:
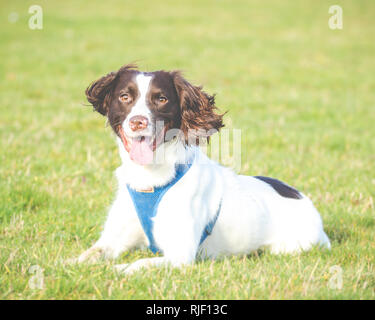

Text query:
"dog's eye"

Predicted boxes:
[[158, 96, 168, 104], [119, 93, 132, 103]]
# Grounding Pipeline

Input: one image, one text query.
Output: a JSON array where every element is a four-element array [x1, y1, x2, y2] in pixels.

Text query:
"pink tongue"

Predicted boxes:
[[129, 137, 154, 165]]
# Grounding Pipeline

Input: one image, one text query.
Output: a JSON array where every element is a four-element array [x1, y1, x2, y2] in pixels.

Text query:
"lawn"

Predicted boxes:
[[0, 0, 374, 299]]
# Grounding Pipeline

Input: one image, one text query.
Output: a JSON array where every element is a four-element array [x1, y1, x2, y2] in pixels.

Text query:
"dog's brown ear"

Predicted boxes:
[[85, 64, 138, 116], [85, 71, 117, 116], [172, 71, 225, 144]]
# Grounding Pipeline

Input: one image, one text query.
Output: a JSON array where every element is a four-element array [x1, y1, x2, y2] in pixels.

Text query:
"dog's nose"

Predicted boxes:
[[129, 115, 149, 132]]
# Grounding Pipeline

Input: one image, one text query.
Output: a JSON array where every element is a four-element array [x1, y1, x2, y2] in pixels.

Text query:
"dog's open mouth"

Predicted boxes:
[[118, 126, 164, 165]]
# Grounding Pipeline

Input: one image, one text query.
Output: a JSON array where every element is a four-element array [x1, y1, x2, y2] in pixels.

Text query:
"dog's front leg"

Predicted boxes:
[[114, 194, 204, 275], [114, 230, 199, 275], [71, 192, 147, 264]]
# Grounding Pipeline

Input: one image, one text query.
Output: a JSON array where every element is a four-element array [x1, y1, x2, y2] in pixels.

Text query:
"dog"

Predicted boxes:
[[76, 64, 330, 274]]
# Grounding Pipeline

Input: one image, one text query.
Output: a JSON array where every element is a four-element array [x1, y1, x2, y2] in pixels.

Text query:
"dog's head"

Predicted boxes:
[[85, 64, 224, 165]]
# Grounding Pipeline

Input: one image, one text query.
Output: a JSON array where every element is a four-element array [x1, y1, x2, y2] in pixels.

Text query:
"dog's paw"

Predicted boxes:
[[71, 247, 105, 264], [113, 263, 130, 274], [114, 257, 166, 276], [65, 257, 79, 265], [114, 260, 149, 276]]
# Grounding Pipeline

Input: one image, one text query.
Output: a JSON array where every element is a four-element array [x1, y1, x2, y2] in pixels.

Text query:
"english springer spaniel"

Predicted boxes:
[[76, 64, 330, 274]]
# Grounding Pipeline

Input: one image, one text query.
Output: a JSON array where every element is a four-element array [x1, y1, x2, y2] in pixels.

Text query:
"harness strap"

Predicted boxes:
[[199, 199, 222, 246], [126, 164, 221, 254]]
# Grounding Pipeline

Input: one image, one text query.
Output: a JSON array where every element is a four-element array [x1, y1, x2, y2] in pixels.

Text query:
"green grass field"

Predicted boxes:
[[1, 0, 374, 299]]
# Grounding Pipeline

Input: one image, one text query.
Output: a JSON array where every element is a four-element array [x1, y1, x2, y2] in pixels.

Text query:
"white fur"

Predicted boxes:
[[123, 73, 153, 138], [77, 136, 331, 274]]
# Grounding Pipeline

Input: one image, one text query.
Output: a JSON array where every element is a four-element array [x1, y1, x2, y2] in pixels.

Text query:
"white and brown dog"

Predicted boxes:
[[76, 64, 330, 274]]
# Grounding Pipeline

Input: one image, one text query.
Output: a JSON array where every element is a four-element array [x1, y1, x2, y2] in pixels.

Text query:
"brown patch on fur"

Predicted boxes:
[[171, 71, 225, 145]]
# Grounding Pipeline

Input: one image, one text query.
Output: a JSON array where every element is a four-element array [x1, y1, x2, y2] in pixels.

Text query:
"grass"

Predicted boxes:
[[0, 0, 374, 299]]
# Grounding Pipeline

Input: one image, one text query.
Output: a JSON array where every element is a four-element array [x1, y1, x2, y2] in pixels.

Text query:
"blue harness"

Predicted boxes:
[[126, 164, 221, 254]]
